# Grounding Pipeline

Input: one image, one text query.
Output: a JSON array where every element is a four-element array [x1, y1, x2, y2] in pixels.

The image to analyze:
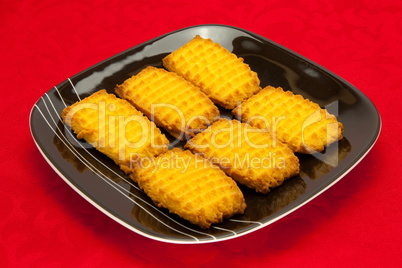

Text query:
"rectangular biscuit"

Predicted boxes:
[[61, 89, 170, 173], [185, 119, 300, 194], [233, 86, 344, 153], [131, 148, 246, 229], [116, 66, 219, 140], [162, 35, 261, 109]]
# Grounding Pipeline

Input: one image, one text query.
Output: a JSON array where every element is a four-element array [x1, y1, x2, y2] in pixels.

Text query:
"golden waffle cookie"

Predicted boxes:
[[131, 148, 246, 229], [233, 86, 344, 154], [61, 90, 169, 173], [185, 119, 300, 194], [162, 35, 261, 109], [116, 66, 219, 140]]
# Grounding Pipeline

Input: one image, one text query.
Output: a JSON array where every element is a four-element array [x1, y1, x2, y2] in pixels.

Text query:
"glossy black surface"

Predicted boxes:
[[30, 24, 381, 243]]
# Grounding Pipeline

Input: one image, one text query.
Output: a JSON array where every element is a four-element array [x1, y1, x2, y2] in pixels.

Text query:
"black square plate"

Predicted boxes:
[[29, 24, 381, 244]]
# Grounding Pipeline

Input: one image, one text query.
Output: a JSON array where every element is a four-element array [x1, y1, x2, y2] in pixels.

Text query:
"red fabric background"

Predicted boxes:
[[1, 0, 401, 266]]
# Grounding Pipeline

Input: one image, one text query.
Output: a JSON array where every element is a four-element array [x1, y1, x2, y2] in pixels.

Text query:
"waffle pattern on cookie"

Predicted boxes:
[[185, 119, 300, 194], [162, 35, 261, 109], [61, 90, 169, 173], [233, 86, 344, 153], [116, 66, 219, 140], [131, 149, 246, 229]]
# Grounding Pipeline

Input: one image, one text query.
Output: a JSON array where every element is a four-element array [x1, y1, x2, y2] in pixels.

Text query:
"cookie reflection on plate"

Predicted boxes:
[[53, 120, 88, 173], [299, 138, 351, 180], [240, 177, 307, 222], [53, 120, 126, 184]]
